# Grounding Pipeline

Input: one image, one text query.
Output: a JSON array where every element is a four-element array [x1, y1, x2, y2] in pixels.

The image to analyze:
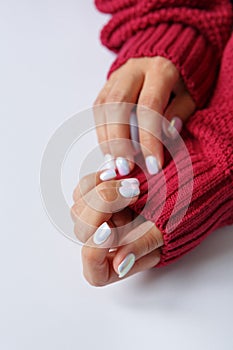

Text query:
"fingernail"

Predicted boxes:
[[93, 222, 111, 245], [118, 253, 136, 278], [167, 117, 183, 139], [116, 157, 130, 176], [102, 154, 115, 170], [100, 168, 117, 181], [121, 178, 140, 186], [145, 155, 159, 175], [119, 181, 140, 198]]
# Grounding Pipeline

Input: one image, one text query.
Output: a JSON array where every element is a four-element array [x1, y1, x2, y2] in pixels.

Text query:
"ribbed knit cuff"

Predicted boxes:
[[127, 130, 233, 267], [108, 24, 219, 108]]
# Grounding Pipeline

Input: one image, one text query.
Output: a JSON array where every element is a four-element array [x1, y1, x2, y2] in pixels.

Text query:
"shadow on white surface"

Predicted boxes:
[[109, 225, 233, 311]]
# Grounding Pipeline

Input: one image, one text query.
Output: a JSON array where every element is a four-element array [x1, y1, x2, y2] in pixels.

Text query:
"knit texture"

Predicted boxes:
[[126, 34, 233, 266], [95, 0, 233, 107]]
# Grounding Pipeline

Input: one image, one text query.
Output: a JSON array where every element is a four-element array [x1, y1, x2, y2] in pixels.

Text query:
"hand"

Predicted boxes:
[[94, 56, 196, 175], [71, 173, 163, 286]]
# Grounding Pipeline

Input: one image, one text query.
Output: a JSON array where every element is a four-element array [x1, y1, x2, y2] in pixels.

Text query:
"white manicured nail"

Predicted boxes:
[[102, 154, 115, 170], [93, 222, 111, 245], [167, 117, 183, 139], [119, 183, 140, 198], [121, 178, 140, 187], [118, 253, 136, 278], [100, 168, 117, 181], [146, 155, 159, 175], [116, 157, 130, 176]]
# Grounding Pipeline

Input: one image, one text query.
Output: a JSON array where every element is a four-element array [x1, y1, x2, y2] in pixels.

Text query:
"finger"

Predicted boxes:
[[105, 72, 143, 175], [163, 90, 196, 139], [81, 211, 143, 287], [73, 172, 102, 203], [117, 249, 161, 280], [81, 221, 162, 286], [73, 165, 120, 203], [112, 220, 163, 278], [93, 80, 115, 155], [137, 66, 179, 173], [81, 241, 160, 286], [81, 244, 117, 287], [71, 178, 140, 243]]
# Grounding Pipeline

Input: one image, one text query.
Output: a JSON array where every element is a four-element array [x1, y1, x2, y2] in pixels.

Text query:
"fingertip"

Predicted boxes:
[[128, 159, 135, 173], [92, 222, 112, 246], [143, 149, 164, 175], [116, 156, 134, 176], [162, 116, 183, 139], [113, 253, 136, 278]]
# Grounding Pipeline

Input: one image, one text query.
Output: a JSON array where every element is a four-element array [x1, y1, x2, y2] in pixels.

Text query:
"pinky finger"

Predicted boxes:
[[112, 220, 163, 278], [163, 91, 196, 139], [117, 249, 161, 280]]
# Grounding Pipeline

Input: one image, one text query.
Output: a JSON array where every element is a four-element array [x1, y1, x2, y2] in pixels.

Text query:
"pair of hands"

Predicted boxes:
[[72, 56, 195, 286]]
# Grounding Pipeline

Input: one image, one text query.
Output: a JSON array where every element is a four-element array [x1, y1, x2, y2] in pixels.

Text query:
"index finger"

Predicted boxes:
[[71, 178, 140, 243]]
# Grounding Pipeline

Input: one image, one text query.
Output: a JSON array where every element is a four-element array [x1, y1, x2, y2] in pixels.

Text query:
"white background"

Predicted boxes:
[[1, 1, 233, 349]]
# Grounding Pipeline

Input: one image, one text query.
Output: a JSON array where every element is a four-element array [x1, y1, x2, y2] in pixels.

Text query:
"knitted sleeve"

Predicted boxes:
[[95, 0, 233, 107], [127, 34, 233, 266]]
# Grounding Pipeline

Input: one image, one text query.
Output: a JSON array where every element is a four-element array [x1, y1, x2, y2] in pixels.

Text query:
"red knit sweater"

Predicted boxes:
[[95, 0, 233, 266]]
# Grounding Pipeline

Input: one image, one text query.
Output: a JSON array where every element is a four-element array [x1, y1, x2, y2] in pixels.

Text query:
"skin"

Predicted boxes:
[[71, 173, 164, 286], [94, 56, 196, 169], [71, 57, 196, 286]]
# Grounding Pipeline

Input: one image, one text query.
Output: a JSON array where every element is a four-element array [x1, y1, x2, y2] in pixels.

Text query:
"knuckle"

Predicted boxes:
[[70, 203, 79, 218], [125, 58, 134, 66], [106, 90, 129, 103], [138, 96, 162, 112], [153, 57, 178, 75], [70, 200, 85, 218], [72, 187, 79, 202], [78, 175, 91, 194], [72, 179, 90, 202], [104, 102, 123, 118], [93, 96, 105, 106]]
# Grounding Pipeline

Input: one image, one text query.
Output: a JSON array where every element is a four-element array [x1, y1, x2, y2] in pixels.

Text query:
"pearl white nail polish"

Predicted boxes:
[[167, 117, 183, 139], [116, 157, 130, 176], [121, 178, 140, 187], [118, 253, 136, 278], [130, 110, 140, 151], [100, 168, 117, 181], [93, 222, 111, 245], [119, 183, 140, 198], [102, 154, 115, 170], [146, 155, 159, 175]]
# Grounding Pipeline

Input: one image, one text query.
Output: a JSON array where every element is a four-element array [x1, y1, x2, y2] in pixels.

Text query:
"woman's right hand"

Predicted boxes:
[[71, 172, 164, 286]]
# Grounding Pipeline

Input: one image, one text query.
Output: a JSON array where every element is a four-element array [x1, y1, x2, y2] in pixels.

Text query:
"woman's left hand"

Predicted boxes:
[[71, 172, 164, 286]]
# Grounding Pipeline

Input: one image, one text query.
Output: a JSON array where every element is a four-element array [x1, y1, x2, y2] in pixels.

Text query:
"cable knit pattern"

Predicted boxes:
[[126, 35, 233, 266], [95, 0, 233, 107]]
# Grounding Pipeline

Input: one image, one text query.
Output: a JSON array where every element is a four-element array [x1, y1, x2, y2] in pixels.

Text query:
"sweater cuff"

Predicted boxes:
[[108, 23, 219, 108], [128, 132, 233, 267]]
